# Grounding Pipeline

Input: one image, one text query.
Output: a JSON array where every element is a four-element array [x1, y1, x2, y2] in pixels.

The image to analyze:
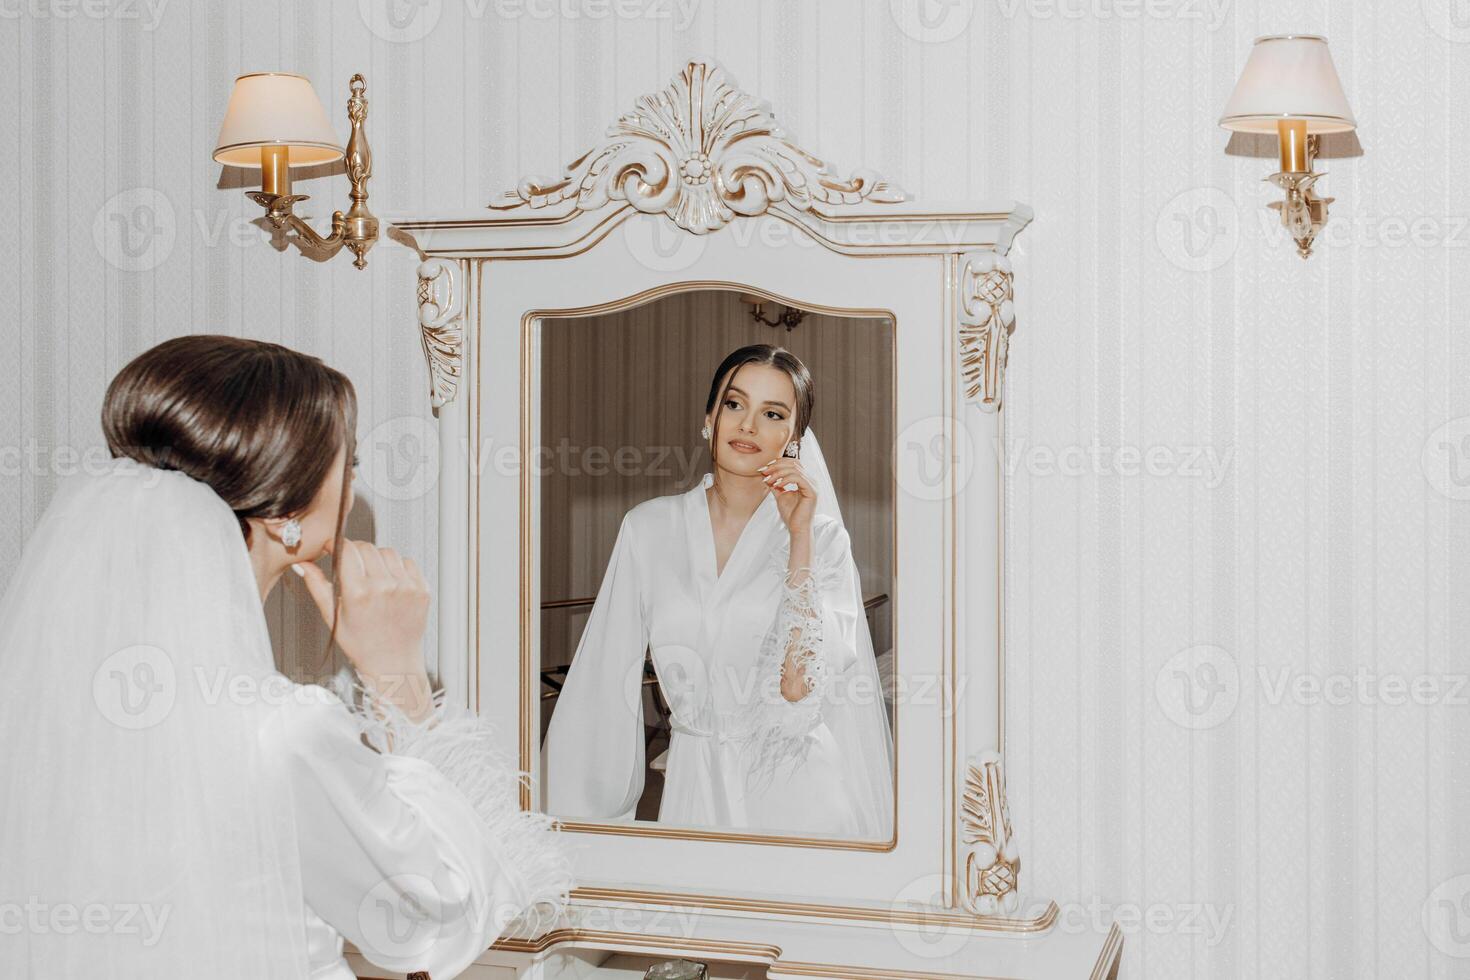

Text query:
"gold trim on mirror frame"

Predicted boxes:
[[442, 244, 1025, 930], [396, 204, 1029, 267], [1092, 922, 1126, 980], [488, 60, 907, 234], [960, 751, 1020, 915], [562, 886, 1057, 934], [517, 279, 900, 852], [958, 252, 1016, 412], [490, 921, 1122, 980], [417, 258, 464, 409]]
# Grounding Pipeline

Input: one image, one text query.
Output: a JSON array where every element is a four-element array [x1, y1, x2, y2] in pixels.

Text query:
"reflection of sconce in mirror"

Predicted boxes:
[[212, 72, 379, 269], [737, 293, 806, 332], [1219, 35, 1356, 259]]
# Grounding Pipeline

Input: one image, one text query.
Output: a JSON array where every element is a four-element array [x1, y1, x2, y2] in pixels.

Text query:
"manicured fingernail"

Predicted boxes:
[[290, 563, 306, 577]]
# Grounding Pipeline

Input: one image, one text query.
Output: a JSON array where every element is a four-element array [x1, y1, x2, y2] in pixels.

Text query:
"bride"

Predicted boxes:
[[0, 335, 571, 979], [541, 344, 895, 839]]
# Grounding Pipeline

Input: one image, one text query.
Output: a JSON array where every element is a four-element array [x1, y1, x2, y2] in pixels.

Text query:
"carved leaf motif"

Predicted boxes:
[[958, 252, 1017, 413], [960, 751, 1020, 915], [489, 61, 907, 234], [961, 764, 996, 845], [417, 258, 463, 410]]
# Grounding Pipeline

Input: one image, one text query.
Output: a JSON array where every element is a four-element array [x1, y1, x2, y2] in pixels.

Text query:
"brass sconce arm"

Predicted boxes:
[[748, 304, 806, 331], [1265, 123, 1333, 260], [738, 295, 807, 332], [1219, 35, 1354, 261], [245, 74, 379, 269]]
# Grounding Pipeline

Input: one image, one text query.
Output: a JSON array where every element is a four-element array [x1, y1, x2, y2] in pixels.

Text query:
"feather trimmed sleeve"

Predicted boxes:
[[740, 521, 861, 785], [347, 683, 574, 939], [263, 683, 573, 979]]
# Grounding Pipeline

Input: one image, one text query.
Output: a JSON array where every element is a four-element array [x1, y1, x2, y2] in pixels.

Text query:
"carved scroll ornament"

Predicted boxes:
[[961, 749, 1020, 915], [417, 258, 463, 409], [958, 252, 1017, 412], [490, 60, 907, 234]]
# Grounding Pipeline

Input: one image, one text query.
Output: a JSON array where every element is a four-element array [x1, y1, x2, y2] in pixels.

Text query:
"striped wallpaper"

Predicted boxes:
[[2, 1, 1467, 976]]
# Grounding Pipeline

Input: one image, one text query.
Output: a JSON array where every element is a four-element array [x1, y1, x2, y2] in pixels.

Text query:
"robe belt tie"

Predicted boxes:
[[668, 715, 751, 744]]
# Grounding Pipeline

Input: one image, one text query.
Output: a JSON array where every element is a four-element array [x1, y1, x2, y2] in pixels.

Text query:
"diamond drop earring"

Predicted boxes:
[[700, 423, 711, 440], [783, 440, 799, 458], [281, 518, 302, 549]]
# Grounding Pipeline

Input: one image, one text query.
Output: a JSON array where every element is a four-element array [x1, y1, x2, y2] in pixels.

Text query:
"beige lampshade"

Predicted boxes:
[[212, 72, 343, 167], [1219, 35, 1356, 134]]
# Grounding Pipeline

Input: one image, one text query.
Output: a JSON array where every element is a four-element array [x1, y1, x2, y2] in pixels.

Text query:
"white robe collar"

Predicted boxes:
[[686, 473, 779, 611]]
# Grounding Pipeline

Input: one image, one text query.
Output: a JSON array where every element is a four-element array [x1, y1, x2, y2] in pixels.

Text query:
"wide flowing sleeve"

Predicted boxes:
[[261, 684, 573, 979], [540, 512, 649, 821], [741, 519, 862, 784]]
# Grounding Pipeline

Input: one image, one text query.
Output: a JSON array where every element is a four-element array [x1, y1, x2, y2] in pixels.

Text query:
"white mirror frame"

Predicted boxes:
[[389, 59, 1123, 979]]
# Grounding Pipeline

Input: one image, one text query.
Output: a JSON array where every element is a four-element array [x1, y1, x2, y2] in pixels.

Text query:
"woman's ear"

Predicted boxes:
[[242, 516, 270, 550], [253, 517, 298, 549]]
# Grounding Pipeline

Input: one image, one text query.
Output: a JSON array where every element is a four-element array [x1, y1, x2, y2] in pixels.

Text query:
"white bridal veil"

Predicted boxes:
[[0, 458, 311, 977], [792, 426, 896, 839]]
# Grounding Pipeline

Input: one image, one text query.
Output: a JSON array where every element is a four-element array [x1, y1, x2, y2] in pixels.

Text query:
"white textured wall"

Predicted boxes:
[[2, 1, 1467, 977]]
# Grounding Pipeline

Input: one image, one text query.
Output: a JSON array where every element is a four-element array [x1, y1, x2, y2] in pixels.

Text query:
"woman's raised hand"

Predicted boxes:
[[759, 457, 818, 536], [293, 539, 433, 720]]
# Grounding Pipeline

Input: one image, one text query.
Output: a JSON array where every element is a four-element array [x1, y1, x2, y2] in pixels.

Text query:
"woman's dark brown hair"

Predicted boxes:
[[703, 344, 814, 486], [101, 334, 357, 663]]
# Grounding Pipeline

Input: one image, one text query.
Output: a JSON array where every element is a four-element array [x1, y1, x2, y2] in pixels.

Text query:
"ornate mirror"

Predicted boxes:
[[534, 287, 897, 844], [390, 58, 1121, 980]]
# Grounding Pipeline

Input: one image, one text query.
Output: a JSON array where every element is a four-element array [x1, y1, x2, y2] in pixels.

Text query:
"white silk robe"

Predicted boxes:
[[263, 686, 573, 980], [542, 474, 883, 838]]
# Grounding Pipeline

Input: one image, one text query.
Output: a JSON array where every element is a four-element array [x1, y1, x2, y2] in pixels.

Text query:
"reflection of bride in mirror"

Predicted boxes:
[[542, 343, 894, 838]]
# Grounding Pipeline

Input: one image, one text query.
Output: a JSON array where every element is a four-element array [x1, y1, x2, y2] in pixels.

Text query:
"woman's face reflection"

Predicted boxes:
[[705, 363, 798, 478]]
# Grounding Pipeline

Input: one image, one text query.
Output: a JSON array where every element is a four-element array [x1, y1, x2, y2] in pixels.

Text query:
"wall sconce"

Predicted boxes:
[[737, 293, 806, 332], [1220, 35, 1356, 259], [212, 72, 379, 269]]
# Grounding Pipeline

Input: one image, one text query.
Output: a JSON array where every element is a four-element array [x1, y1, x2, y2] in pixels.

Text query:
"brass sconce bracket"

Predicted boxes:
[[245, 74, 379, 269], [1220, 35, 1354, 261], [739, 295, 807, 332], [1265, 126, 1333, 260]]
